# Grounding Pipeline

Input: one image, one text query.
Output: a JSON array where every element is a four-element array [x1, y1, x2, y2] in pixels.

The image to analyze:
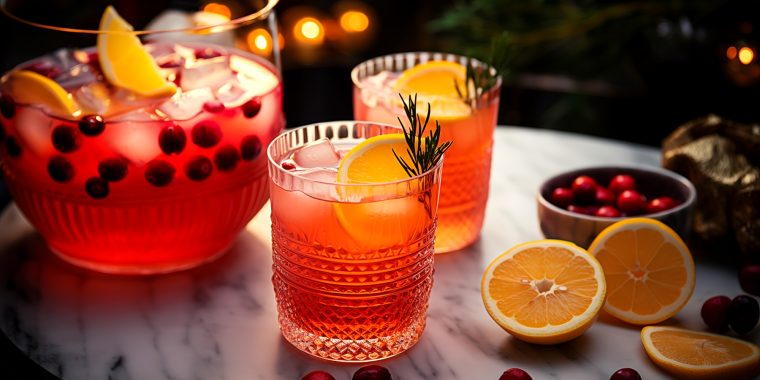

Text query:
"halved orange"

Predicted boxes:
[[588, 218, 695, 325], [481, 240, 606, 344], [97, 6, 176, 97], [336, 133, 409, 184], [4, 70, 78, 116], [641, 326, 760, 379]]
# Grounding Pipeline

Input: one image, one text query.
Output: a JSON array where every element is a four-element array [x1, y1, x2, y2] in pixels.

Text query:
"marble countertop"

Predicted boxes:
[[0, 127, 755, 380]]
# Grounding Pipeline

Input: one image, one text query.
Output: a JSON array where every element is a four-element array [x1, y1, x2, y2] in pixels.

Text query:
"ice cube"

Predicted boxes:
[[107, 120, 163, 164], [157, 88, 214, 120], [179, 55, 231, 91], [215, 80, 249, 107], [299, 168, 340, 200], [144, 10, 235, 46], [231, 55, 279, 96], [14, 107, 53, 155], [298, 168, 338, 182], [292, 138, 341, 168], [73, 83, 111, 115], [56, 63, 100, 90]]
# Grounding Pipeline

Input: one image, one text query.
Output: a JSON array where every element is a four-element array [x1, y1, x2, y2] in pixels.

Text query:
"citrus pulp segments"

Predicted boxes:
[[5, 70, 77, 116], [588, 218, 696, 325], [481, 240, 607, 345], [97, 6, 176, 97], [641, 326, 760, 379], [391, 61, 472, 122]]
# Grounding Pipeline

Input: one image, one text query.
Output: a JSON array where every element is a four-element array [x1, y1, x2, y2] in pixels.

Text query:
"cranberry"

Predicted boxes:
[[608, 174, 636, 194], [617, 190, 646, 215], [701, 295, 732, 332], [158, 124, 187, 155], [281, 160, 296, 170], [596, 205, 621, 218], [47, 155, 75, 183], [144, 160, 176, 187], [195, 48, 222, 59], [51, 125, 81, 153], [0, 94, 16, 119], [739, 264, 760, 296], [185, 155, 214, 181], [192, 120, 223, 148], [240, 135, 262, 161], [571, 175, 598, 204], [610, 368, 641, 380], [301, 370, 336, 380], [78, 115, 105, 136], [85, 176, 109, 199], [5, 136, 22, 157], [98, 158, 128, 182], [646, 196, 679, 214], [550, 187, 574, 208], [242, 97, 262, 118], [158, 56, 183, 68], [203, 101, 226, 114], [352, 365, 392, 380], [568, 204, 592, 215], [595, 187, 616, 205], [729, 295, 760, 334], [499, 368, 532, 380], [214, 144, 240, 172]]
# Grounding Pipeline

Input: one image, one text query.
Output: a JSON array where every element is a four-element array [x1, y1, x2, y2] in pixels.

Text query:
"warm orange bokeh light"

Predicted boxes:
[[294, 17, 324, 44], [339, 10, 369, 32], [727, 46, 738, 60], [739, 47, 755, 64], [246, 28, 273, 56], [203, 3, 232, 20], [278, 33, 285, 50]]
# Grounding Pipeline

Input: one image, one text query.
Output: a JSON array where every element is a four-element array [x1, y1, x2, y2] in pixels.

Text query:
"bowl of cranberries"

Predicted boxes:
[[537, 165, 696, 248]]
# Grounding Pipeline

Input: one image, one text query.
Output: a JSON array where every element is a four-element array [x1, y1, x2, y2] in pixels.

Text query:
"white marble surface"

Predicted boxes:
[[0, 127, 756, 380]]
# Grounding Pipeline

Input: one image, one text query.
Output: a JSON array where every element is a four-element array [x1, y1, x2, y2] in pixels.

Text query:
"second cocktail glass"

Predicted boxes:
[[267, 121, 443, 362], [352, 52, 501, 253]]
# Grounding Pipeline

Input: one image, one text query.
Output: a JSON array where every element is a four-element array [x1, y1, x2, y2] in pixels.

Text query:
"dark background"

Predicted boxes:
[[1, 0, 760, 378]]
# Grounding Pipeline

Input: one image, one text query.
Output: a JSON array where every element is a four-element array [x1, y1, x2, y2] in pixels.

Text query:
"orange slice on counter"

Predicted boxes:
[[641, 326, 760, 379], [97, 6, 176, 97], [481, 239, 606, 345], [588, 218, 695, 325]]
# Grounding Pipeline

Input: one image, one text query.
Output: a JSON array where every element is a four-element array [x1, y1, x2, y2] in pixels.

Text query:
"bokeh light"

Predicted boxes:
[[727, 46, 738, 60], [294, 17, 324, 44], [339, 10, 369, 32], [203, 3, 231, 20], [246, 28, 273, 56], [739, 47, 755, 64]]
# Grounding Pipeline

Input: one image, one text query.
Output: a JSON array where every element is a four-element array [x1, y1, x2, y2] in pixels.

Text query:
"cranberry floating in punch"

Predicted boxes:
[[0, 1, 283, 274]]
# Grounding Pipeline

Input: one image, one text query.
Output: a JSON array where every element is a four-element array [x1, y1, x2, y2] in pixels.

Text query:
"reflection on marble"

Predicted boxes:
[[0, 127, 755, 380]]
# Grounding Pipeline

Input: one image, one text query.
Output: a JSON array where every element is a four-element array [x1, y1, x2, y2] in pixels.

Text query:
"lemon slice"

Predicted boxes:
[[392, 61, 471, 121], [97, 6, 176, 98], [334, 134, 430, 249], [481, 240, 607, 345], [337, 134, 410, 184], [4, 70, 78, 116]]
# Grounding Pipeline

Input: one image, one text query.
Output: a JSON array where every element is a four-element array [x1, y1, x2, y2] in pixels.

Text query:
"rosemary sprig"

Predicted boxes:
[[391, 93, 453, 177]]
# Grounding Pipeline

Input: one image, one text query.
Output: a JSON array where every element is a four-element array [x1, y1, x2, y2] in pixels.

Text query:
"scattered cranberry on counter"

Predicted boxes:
[[728, 295, 760, 335], [499, 367, 532, 380], [610, 367, 641, 380], [739, 264, 760, 296], [300, 370, 336, 380], [700, 295, 732, 332], [352, 365, 392, 380]]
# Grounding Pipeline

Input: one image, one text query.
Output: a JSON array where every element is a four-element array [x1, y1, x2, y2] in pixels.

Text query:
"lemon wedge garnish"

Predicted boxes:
[[4, 70, 78, 116], [392, 61, 471, 121], [337, 134, 410, 184], [334, 134, 432, 250], [97, 6, 176, 98]]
